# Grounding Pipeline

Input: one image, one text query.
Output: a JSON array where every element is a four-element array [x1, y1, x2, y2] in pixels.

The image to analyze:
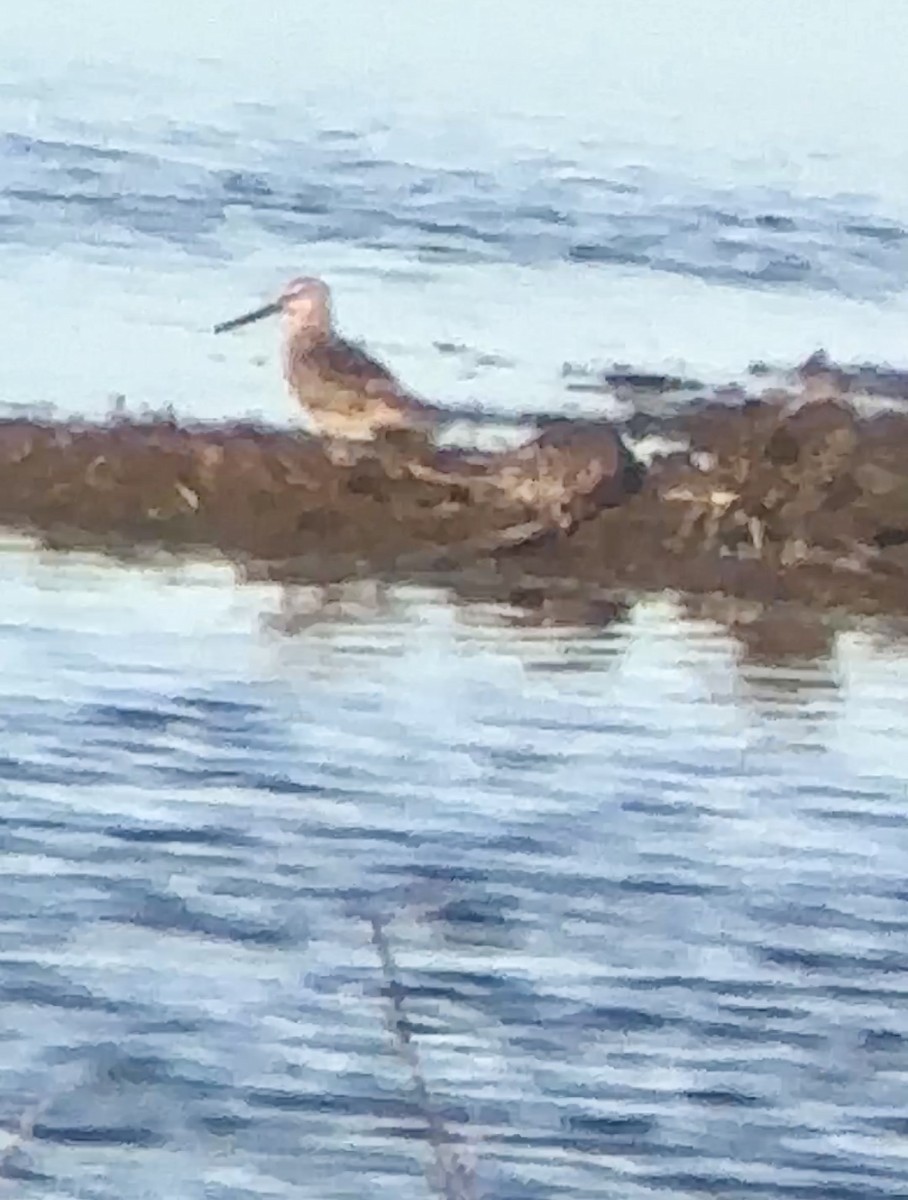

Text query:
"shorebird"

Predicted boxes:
[[214, 277, 442, 455], [404, 417, 642, 556]]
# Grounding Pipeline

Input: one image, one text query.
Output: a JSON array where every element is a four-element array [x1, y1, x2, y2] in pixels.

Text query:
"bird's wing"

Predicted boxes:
[[311, 338, 413, 400], [304, 337, 448, 424]]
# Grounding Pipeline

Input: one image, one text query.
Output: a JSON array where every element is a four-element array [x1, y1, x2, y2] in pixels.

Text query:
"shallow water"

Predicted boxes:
[[0, 551, 907, 1199], [1, 3, 908, 1197]]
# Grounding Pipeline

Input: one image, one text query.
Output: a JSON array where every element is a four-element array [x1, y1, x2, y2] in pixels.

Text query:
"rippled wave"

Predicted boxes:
[[0, 559, 906, 1199], [1, 124, 906, 298]]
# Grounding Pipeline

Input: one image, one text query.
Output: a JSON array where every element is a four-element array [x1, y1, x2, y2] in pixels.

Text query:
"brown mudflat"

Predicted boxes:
[[1, 394, 908, 618]]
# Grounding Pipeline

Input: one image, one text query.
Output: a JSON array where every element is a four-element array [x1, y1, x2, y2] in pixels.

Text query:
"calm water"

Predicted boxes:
[[1, 3, 908, 1197]]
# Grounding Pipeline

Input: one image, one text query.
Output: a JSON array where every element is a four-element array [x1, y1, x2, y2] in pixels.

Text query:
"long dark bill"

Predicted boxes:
[[213, 300, 282, 334]]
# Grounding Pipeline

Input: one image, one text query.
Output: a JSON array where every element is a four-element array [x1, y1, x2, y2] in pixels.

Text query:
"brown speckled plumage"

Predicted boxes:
[[216, 276, 441, 442]]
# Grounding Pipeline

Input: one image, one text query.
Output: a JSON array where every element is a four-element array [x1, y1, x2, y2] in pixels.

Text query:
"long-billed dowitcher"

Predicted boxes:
[[214, 277, 442, 452]]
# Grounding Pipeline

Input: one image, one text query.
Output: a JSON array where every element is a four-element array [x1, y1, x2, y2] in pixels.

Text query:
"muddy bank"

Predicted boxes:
[[0, 414, 640, 573], [1, 393, 908, 619]]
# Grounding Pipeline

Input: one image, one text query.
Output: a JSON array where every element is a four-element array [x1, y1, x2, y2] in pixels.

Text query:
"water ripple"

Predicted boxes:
[[0, 563, 906, 1199], [1, 124, 907, 298]]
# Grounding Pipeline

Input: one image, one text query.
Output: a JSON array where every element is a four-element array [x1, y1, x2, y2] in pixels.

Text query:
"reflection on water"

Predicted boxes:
[[0, 549, 906, 1199]]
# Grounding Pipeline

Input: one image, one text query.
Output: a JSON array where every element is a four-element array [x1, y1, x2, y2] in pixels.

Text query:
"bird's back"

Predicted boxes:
[[284, 330, 440, 436]]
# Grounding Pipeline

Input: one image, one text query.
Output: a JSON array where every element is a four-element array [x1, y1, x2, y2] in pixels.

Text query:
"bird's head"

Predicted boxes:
[[213, 275, 333, 336]]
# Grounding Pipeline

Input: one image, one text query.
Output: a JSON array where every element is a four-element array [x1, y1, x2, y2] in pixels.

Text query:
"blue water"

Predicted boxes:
[[0, 553, 905, 1200], [1, 3, 908, 1196], [3, 121, 907, 295]]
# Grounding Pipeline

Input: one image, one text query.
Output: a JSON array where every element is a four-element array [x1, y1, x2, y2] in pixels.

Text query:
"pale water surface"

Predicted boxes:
[[0, 3, 907, 1197]]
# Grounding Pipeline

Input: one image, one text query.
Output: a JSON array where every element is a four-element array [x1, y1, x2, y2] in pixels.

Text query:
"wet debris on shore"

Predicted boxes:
[[1, 374, 908, 618], [0, 413, 639, 576]]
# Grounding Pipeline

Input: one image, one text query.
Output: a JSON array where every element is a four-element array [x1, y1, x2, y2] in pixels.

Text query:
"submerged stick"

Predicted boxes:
[[368, 914, 477, 1200]]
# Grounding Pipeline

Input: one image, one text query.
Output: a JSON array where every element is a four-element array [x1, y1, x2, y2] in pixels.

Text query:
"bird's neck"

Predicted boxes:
[[284, 322, 330, 356]]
